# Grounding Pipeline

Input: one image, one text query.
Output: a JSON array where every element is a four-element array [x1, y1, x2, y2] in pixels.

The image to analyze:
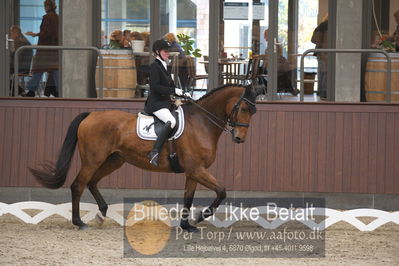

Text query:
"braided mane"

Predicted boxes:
[[184, 84, 257, 114], [194, 84, 246, 103]]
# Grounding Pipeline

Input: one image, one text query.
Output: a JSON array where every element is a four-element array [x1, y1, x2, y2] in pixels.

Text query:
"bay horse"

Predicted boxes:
[[29, 84, 257, 232]]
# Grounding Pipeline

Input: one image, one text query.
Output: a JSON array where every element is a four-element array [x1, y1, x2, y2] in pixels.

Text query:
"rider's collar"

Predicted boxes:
[[156, 56, 168, 70]]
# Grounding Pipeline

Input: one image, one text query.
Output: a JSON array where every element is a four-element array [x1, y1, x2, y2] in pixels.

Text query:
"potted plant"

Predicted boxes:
[[376, 35, 396, 52], [176, 33, 202, 58]]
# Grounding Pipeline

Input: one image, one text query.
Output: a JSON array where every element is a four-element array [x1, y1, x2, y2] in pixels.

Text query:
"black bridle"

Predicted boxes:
[[185, 92, 257, 135], [227, 96, 256, 128]]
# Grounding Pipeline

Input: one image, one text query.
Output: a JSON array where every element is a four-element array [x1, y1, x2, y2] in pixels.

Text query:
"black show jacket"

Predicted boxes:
[[144, 59, 176, 114]]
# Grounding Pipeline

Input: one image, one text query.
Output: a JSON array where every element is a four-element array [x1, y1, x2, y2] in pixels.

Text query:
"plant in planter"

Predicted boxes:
[[176, 33, 202, 58], [379, 36, 396, 53]]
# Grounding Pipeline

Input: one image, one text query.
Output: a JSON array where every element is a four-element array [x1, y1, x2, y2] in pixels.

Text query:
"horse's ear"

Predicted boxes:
[[244, 85, 258, 99], [243, 85, 257, 114], [253, 84, 265, 97], [244, 85, 253, 96]]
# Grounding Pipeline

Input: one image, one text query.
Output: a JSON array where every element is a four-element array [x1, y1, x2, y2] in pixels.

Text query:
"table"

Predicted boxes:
[[199, 59, 248, 85]]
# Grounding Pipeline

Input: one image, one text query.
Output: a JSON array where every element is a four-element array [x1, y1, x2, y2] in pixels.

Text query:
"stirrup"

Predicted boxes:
[[148, 151, 160, 166]]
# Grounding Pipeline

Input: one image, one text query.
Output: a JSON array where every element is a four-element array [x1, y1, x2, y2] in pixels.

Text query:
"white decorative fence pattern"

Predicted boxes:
[[1, 201, 399, 232]]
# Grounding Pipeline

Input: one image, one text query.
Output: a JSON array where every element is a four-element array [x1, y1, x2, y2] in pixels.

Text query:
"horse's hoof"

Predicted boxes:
[[95, 213, 105, 225], [185, 225, 199, 233], [78, 224, 89, 230], [194, 211, 204, 225], [180, 221, 199, 233]]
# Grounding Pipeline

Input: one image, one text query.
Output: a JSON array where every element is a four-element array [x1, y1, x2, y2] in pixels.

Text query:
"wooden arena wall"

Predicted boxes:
[[1, 98, 399, 194]]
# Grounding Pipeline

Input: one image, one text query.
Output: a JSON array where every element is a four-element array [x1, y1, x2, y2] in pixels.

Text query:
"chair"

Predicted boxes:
[[255, 54, 299, 98], [257, 55, 268, 96], [9, 72, 31, 96], [186, 56, 208, 94], [235, 57, 261, 87], [231, 59, 252, 84], [9, 49, 33, 96], [202, 55, 209, 73], [221, 59, 245, 84]]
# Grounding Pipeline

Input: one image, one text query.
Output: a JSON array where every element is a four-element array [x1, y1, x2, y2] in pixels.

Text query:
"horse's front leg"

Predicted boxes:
[[180, 177, 199, 232], [189, 167, 226, 225]]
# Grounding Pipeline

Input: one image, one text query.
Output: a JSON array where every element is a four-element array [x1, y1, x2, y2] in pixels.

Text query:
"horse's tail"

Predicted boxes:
[[29, 112, 91, 189]]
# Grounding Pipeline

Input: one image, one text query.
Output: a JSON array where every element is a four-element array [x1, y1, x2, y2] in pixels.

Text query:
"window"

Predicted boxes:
[[101, 0, 151, 48]]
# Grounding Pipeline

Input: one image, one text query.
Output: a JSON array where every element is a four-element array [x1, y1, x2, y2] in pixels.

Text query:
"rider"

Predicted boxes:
[[144, 39, 189, 166]]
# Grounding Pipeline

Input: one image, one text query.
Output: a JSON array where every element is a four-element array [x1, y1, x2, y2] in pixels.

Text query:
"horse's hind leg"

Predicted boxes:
[[71, 166, 98, 230], [87, 153, 124, 224]]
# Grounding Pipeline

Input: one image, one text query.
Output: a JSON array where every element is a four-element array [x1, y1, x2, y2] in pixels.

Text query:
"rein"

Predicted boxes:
[[183, 92, 256, 135], [185, 98, 233, 133]]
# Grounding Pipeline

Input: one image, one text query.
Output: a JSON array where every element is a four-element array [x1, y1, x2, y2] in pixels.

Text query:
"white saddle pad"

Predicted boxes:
[[136, 106, 185, 141]]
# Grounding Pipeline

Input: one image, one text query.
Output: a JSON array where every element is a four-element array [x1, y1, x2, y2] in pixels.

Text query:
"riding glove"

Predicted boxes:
[[175, 88, 183, 96]]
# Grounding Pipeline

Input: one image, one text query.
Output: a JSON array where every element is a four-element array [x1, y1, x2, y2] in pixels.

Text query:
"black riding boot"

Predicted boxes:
[[148, 121, 172, 166]]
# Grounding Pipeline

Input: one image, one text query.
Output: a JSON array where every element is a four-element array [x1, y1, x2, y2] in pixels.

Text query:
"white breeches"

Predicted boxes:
[[153, 108, 176, 128]]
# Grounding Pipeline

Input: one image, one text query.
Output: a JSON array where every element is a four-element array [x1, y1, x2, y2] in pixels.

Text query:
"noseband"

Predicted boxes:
[[187, 91, 256, 136]]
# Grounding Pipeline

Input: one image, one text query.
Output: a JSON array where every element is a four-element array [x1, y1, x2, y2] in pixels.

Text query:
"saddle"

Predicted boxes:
[[137, 106, 185, 173], [136, 106, 185, 141]]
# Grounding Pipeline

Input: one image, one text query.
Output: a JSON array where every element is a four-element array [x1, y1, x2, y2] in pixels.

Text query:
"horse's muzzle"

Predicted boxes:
[[233, 136, 245, 143], [232, 129, 246, 143]]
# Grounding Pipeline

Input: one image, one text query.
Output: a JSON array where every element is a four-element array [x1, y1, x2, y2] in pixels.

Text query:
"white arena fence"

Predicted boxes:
[[1, 201, 399, 232]]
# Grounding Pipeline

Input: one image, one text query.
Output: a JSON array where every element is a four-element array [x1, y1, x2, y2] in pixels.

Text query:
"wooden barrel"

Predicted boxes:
[[365, 53, 399, 102], [96, 50, 137, 98], [304, 72, 316, 94]]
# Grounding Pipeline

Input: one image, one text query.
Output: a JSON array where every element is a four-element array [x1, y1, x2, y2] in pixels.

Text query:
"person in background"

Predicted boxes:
[[141, 32, 151, 52], [108, 30, 124, 49], [263, 29, 269, 53], [122, 29, 131, 48], [311, 15, 328, 100], [144, 39, 190, 166], [9, 25, 32, 74], [164, 32, 185, 56], [9, 25, 32, 96], [25, 0, 59, 97], [275, 45, 299, 96], [260, 30, 299, 96]]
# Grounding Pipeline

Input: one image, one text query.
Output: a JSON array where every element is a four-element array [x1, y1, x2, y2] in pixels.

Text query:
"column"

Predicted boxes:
[[334, 0, 363, 102], [61, 0, 94, 98]]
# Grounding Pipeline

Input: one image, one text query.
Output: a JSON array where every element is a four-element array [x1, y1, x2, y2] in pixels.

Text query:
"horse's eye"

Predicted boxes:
[[241, 108, 249, 113]]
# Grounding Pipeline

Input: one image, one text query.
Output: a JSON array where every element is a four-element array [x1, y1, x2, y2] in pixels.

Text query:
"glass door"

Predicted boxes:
[[0, 0, 14, 96], [270, 0, 302, 100], [266, 0, 324, 101], [268, 0, 303, 100], [219, 0, 282, 99], [221, 0, 270, 95]]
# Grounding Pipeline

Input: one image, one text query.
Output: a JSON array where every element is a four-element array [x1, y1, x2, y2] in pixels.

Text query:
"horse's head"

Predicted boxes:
[[226, 85, 257, 143]]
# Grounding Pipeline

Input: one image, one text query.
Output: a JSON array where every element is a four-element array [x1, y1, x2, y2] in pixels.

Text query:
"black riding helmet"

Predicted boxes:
[[152, 39, 171, 60]]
